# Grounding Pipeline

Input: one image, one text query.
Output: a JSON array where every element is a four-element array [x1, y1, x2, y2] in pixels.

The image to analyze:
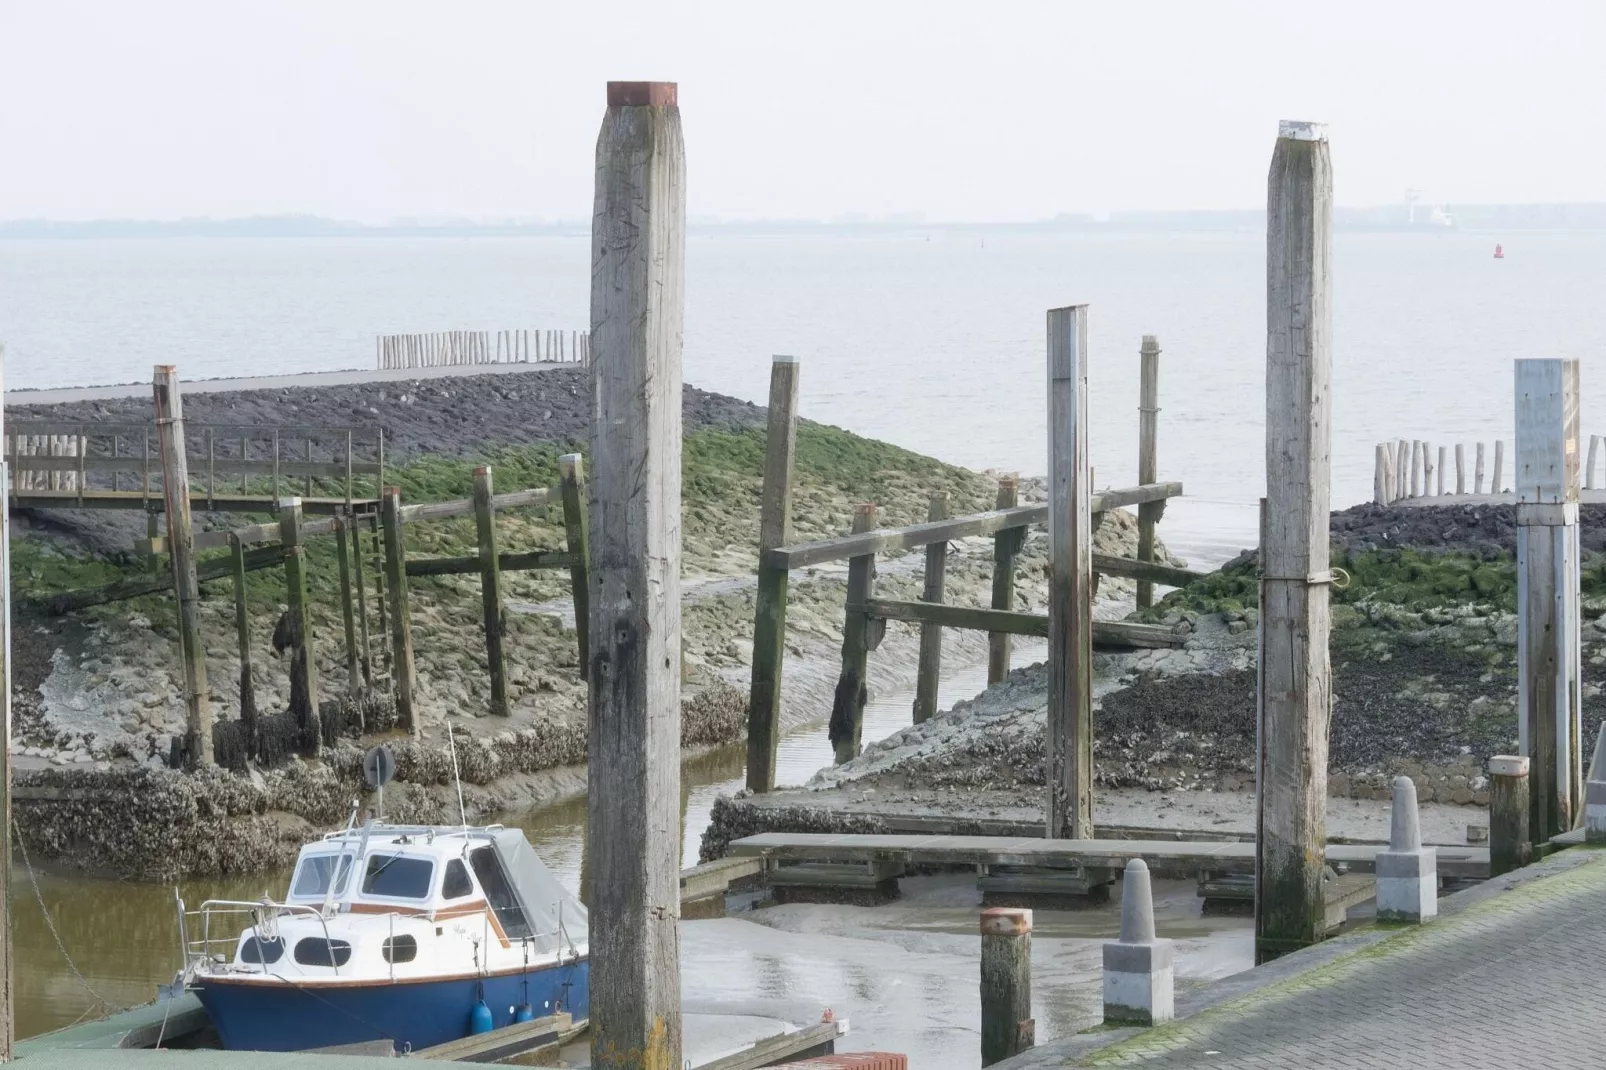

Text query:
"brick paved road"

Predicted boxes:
[[1080, 852, 1606, 1068]]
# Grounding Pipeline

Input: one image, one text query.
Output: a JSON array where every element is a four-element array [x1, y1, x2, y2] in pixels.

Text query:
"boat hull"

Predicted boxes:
[[195, 959, 589, 1053]]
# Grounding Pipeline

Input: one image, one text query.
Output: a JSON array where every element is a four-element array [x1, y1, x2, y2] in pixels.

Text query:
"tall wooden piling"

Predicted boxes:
[[1423, 441, 1436, 496], [0, 350, 14, 1061], [380, 487, 418, 736], [1515, 358, 1582, 843], [979, 908, 1034, 1067], [558, 454, 592, 672], [334, 517, 361, 694], [473, 467, 510, 716], [831, 503, 878, 764], [1437, 446, 1447, 496], [1374, 444, 1389, 505], [1046, 304, 1093, 840], [153, 366, 212, 768], [1493, 440, 1505, 494], [280, 497, 322, 756], [350, 518, 373, 686], [988, 475, 1021, 685], [230, 533, 258, 748], [913, 491, 951, 724], [747, 356, 800, 793], [1475, 441, 1486, 494], [587, 79, 685, 1070], [1489, 755, 1532, 877], [1410, 440, 1422, 498], [1587, 435, 1600, 491], [1136, 335, 1163, 609], [1256, 120, 1333, 963], [1455, 443, 1466, 494]]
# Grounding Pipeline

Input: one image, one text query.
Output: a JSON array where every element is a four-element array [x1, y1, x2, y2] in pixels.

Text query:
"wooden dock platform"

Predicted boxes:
[[724, 832, 1491, 881]]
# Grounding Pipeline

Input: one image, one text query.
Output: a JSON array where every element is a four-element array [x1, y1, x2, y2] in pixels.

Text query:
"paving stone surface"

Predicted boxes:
[[1065, 851, 1606, 1067]]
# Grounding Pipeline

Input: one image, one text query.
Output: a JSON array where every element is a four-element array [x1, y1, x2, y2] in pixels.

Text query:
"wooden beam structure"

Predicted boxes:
[[1136, 335, 1164, 610], [746, 356, 800, 793], [280, 496, 321, 756], [913, 490, 950, 724], [473, 466, 510, 717], [1046, 304, 1093, 840], [558, 453, 592, 670], [855, 599, 1181, 649], [586, 78, 685, 1070], [831, 503, 878, 764], [154, 365, 212, 768], [1256, 119, 1334, 963], [988, 475, 1021, 685], [404, 551, 577, 577], [381, 487, 418, 737]]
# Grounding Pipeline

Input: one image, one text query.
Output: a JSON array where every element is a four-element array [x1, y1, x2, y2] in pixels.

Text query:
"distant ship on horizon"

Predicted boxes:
[[1340, 190, 1460, 233]]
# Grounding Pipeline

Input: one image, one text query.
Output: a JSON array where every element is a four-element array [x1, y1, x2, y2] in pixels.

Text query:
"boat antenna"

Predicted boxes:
[[446, 720, 469, 834]]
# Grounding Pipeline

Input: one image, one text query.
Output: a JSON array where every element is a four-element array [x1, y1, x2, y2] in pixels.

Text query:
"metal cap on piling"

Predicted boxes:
[[607, 81, 678, 106], [979, 907, 1032, 937], [1389, 776, 1423, 851], [1118, 858, 1157, 944]]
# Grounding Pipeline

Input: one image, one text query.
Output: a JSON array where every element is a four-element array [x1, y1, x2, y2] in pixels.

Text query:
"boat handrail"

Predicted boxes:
[[183, 899, 343, 978], [315, 823, 506, 843]]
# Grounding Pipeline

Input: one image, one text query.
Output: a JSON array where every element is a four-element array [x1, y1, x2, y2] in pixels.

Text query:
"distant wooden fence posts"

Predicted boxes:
[[743, 341, 1199, 796], [376, 328, 590, 370], [1374, 438, 1516, 504]]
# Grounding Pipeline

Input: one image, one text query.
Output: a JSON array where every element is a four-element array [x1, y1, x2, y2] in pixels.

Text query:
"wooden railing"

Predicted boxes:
[[376, 328, 589, 369]]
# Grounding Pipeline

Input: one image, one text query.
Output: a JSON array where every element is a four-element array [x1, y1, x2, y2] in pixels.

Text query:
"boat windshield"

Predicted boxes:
[[360, 853, 435, 900], [289, 852, 355, 899]]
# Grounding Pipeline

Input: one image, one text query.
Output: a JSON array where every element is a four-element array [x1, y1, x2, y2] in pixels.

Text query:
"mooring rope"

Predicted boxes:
[[13, 817, 115, 1015]]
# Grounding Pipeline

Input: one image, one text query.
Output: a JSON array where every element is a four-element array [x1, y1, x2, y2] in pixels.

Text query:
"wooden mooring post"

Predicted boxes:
[[229, 533, 258, 748], [350, 517, 374, 687], [587, 79, 685, 1070], [1515, 358, 1583, 844], [746, 356, 799, 792], [280, 497, 322, 756], [381, 487, 419, 737], [987, 475, 1021, 685], [558, 454, 592, 671], [1489, 755, 1532, 876], [154, 366, 212, 768], [913, 490, 950, 724], [1046, 304, 1092, 840], [0, 348, 14, 1061], [831, 503, 878, 764], [1136, 335, 1163, 610], [334, 517, 361, 694], [1256, 120, 1333, 963], [979, 908, 1034, 1067], [473, 466, 510, 717]]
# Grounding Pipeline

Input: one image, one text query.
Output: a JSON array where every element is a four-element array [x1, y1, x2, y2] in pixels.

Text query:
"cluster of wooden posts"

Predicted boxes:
[[1373, 438, 1509, 504], [24, 367, 592, 771], [741, 340, 1199, 811], [7, 435, 85, 491], [375, 328, 589, 370]]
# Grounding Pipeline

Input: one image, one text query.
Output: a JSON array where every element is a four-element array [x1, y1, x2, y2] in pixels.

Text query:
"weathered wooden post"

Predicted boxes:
[[1046, 304, 1092, 840], [587, 79, 685, 1070], [979, 908, 1034, 1067], [913, 490, 950, 724], [154, 365, 212, 768], [1515, 358, 1582, 843], [334, 517, 361, 694], [1475, 441, 1487, 494], [830, 503, 878, 764], [558, 454, 591, 672], [987, 475, 1021, 685], [1374, 444, 1389, 505], [1587, 435, 1600, 491], [279, 497, 322, 755], [473, 466, 510, 716], [1455, 443, 1466, 494], [1255, 120, 1332, 963], [229, 533, 258, 751], [350, 517, 373, 687], [746, 356, 800, 793], [1410, 440, 1422, 498], [1493, 440, 1505, 494], [1488, 755, 1532, 876], [1136, 335, 1163, 610], [380, 487, 418, 736], [1423, 441, 1436, 496], [0, 348, 14, 1061]]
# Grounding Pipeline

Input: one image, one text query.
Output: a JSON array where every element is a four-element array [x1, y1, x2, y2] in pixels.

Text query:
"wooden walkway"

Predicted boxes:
[[11, 488, 372, 515], [725, 832, 1491, 880]]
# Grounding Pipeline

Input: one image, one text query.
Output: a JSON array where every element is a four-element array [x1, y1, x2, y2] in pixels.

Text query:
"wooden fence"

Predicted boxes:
[[1374, 438, 1518, 504], [376, 329, 589, 370]]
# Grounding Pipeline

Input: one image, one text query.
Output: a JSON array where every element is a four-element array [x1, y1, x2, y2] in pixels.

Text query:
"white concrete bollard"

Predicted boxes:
[[1585, 725, 1606, 844], [1376, 776, 1438, 922], [1102, 858, 1174, 1025]]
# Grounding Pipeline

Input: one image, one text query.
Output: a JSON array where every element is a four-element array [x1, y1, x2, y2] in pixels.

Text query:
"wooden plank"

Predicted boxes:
[[6, 456, 381, 479], [913, 491, 950, 725], [20, 545, 280, 616], [12, 489, 359, 514], [830, 504, 877, 764], [558, 454, 592, 671], [988, 475, 1021, 685], [1257, 119, 1333, 963], [1136, 334, 1163, 610], [381, 487, 418, 736], [1091, 552, 1207, 588], [747, 357, 800, 793], [1515, 359, 1583, 843], [764, 482, 1183, 570], [857, 600, 1181, 649], [587, 79, 685, 1070], [416, 1012, 571, 1062], [1046, 304, 1092, 840], [692, 1021, 841, 1070], [154, 366, 212, 769], [679, 856, 766, 903], [473, 467, 509, 717], [397, 485, 557, 523], [404, 551, 577, 577], [280, 497, 321, 756]]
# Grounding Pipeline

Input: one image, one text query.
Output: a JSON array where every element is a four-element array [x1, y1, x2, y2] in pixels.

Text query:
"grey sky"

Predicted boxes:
[[3, 0, 1602, 223]]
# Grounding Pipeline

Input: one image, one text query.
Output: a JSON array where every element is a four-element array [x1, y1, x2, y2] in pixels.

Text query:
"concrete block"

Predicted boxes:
[[1101, 858, 1175, 1025], [1585, 778, 1606, 844], [1376, 776, 1437, 923]]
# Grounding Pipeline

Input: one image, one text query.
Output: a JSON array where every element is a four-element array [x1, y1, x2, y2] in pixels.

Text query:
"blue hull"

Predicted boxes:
[[196, 960, 589, 1053]]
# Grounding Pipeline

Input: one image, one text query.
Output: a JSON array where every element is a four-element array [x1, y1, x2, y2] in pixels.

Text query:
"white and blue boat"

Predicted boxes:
[[180, 821, 589, 1053]]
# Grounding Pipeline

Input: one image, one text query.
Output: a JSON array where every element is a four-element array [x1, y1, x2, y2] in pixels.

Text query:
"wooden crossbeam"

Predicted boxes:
[[855, 598, 1182, 648]]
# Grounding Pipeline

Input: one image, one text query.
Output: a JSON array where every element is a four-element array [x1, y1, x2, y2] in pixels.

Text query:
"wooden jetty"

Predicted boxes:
[[376, 327, 590, 370]]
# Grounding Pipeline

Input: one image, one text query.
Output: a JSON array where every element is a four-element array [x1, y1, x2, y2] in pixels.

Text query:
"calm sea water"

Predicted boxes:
[[5, 230, 1603, 565]]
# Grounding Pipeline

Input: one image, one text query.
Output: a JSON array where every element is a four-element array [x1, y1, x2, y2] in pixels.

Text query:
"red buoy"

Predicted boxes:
[[1494, 243, 1505, 259]]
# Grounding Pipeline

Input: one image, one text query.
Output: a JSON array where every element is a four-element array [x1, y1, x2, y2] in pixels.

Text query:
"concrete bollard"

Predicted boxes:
[[1489, 755, 1532, 876], [1586, 726, 1606, 845], [979, 907, 1034, 1067], [1102, 859, 1174, 1026], [1375, 776, 1437, 922]]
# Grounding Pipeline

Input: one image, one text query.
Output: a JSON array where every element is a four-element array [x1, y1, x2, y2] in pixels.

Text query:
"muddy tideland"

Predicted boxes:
[[702, 501, 1606, 860], [8, 366, 1186, 879]]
